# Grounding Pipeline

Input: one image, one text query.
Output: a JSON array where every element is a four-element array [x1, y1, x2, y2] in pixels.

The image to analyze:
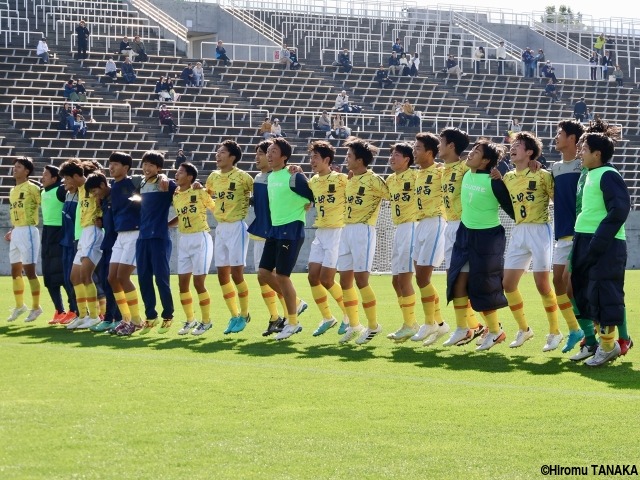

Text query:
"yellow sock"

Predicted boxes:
[[125, 290, 140, 323], [483, 309, 501, 333], [360, 285, 378, 329], [113, 290, 131, 321], [85, 283, 98, 318], [221, 282, 240, 317], [198, 291, 211, 323], [401, 293, 417, 327], [453, 297, 469, 329], [73, 283, 86, 314], [420, 284, 437, 325], [278, 294, 288, 317], [434, 293, 443, 324], [343, 287, 360, 327], [466, 300, 480, 329], [505, 289, 529, 331], [12, 276, 24, 308], [260, 284, 280, 320], [287, 312, 298, 326], [600, 329, 616, 352], [327, 283, 346, 315], [541, 290, 560, 334], [557, 293, 580, 331], [28, 278, 40, 309], [98, 297, 106, 316], [311, 284, 333, 320], [236, 280, 249, 317], [180, 291, 194, 321]]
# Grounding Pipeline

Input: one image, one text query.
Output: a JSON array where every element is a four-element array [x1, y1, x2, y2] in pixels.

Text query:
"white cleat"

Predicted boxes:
[[24, 307, 43, 323], [339, 324, 365, 344], [410, 323, 440, 342], [355, 324, 382, 345], [7, 305, 28, 322], [442, 327, 470, 347], [423, 322, 451, 346], [509, 327, 534, 348], [542, 332, 564, 352]]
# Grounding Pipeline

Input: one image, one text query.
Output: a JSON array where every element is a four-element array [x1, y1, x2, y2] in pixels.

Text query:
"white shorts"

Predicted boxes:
[[110, 230, 139, 266], [9, 225, 40, 265], [214, 220, 248, 267], [391, 222, 416, 275], [444, 220, 460, 270], [252, 237, 265, 271], [552, 237, 573, 266], [414, 216, 446, 268], [178, 231, 213, 275], [337, 223, 376, 273], [308, 227, 342, 268], [73, 226, 104, 266], [504, 223, 553, 272]]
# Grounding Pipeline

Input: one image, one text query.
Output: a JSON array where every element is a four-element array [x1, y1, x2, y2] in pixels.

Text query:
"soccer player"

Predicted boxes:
[[447, 139, 515, 352], [336, 137, 389, 345], [571, 129, 630, 366], [173, 162, 216, 336], [205, 140, 253, 335], [59, 159, 104, 330], [305, 140, 348, 337], [257, 138, 315, 340], [136, 151, 177, 335], [439, 128, 486, 347], [410, 132, 450, 346], [385, 143, 420, 343], [57, 174, 81, 325], [247, 140, 285, 336], [6, 157, 42, 323]]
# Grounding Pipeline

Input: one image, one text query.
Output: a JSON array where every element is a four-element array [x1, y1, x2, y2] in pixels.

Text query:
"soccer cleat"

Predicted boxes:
[[58, 311, 78, 325], [48, 310, 66, 325], [410, 323, 440, 342], [262, 317, 284, 337], [355, 324, 382, 345], [618, 337, 634, 356], [7, 305, 28, 322], [296, 300, 308, 316], [191, 322, 213, 336], [339, 324, 365, 344], [108, 321, 123, 335], [116, 322, 137, 336], [562, 329, 585, 353], [458, 324, 486, 346], [542, 332, 564, 352], [77, 316, 100, 329], [569, 343, 598, 362], [231, 313, 250, 333], [178, 321, 197, 335], [312, 317, 337, 337], [585, 342, 621, 367], [275, 323, 303, 340], [337, 316, 349, 335], [476, 329, 507, 351], [138, 319, 159, 335], [423, 322, 451, 346], [509, 327, 534, 348], [387, 324, 419, 343], [90, 320, 113, 332], [223, 316, 239, 335], [66, 316, 86, 330], [442, 327, 471, 347], [157, 319, 173, 334], [25, 307, 44, 323]]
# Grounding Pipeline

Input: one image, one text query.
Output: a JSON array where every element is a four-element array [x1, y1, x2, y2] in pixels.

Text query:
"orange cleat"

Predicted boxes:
[[58, 311, 78, 325]]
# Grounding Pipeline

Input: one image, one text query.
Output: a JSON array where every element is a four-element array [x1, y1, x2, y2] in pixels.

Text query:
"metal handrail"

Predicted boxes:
[[11, 99, 132, 124], [200, 42, 282, 62], [156, 106, 270, 128]]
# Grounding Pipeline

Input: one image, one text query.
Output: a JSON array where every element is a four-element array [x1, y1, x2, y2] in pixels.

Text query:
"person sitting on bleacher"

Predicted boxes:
[[119, 36, 135, 61], [399, 53, 411, 76], [75, 79, 88, 102], [410, 53, 420, 77], [271, 118, 286, 137], [258, 117, 272, 139], [193, 62, 204, 87], [392, 38, 404, 55], [105, 57, 117, 80], [63, 80, 79, 102], [72, 111, 87, 140], [375, 65, 394, 88], [121, 58, 137, 83], [388, 51, 400, 75], [337, 48, 352, 73], [445, 54, 464, 79], [279, 44, 292, 70], [334, 90, 350, 112], [544, 78, 559, 103], [329, 114, 351, 139], [131, 35, 148, 62], [398, 100, 420, 127], [57, 102, 75, 131], [541, 61, 559, 84], [315, 111, 332, 137], [289, 49, 301, 70], [158, 104, 177, 133], [216, 40, 231, 66], [181, 63, 196, 87], [36, 38, 50, 64]]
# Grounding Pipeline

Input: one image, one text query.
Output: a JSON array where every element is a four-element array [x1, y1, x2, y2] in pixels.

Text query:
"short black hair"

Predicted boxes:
[[414, 132, 439, 157], [557, 119, 585, 145], [179, 162, 198, 183], [108, 151, 133, 169], [256, 139, 272, 154], [439, 127, 470, 156], [344, 137, 379, 167], [582, 134, 616, 163], [141, 150, 165, 169], [59, 158, 85, 178], [220, 139, 242, 165], [14, 157, 35, 176], [85, 172, 108, 191], [391, 142, 414, 166], [473, 138, 505, 171], [44, 164, 60, 179], [271, 138, 292, 162], [512, 132, 543, 161], [308, 140, 335, 164]]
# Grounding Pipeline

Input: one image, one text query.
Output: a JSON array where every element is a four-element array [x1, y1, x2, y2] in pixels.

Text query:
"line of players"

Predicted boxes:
[[6, 121, 631, 365]]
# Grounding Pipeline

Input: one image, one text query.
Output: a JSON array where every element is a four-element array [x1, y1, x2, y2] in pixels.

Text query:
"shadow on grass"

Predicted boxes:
[[296, 343, 377, 362]]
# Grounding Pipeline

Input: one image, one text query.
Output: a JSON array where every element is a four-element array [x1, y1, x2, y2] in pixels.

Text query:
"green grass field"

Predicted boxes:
[[1, 273, 639, 479]]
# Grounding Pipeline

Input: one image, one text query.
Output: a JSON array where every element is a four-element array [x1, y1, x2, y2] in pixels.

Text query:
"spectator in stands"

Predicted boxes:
[[193, 62, 204, 87], [445, 54, 464, 79], [473, 46, 485, 73], [279, 44, 292, 70], [613, 64, 624, 87], [63, 80, 79, 102], [271, 118, 286, 137], [573, 97, 588, 122], [601, 50, 612, 79], [376, 65, 394, 88], [121, 57, 137, 83], [392, 38, 404, 55], [594, 33, 605, 55], [330, 114, 350, 139], [391, 100, 402, 124], [175, 149, 188, 169], [163, 76, 179, 101], [334, 90, 350, 112], [289, 48, 301, 70], [258, 117, 272, 138], [76, 20, 89, 59], [388, 51, 400, 75], [37, 38, 50, 64], [606, 35, 616, 62], [155, 76, 171, 101], [315, 111, 332, 137], [541, 60, 559, 83], [72, 111, 87, 140], [544, 79, 559, 102], [131, 35, 148, 62], [522, 47, 534, 77], [57, 102, 74, 130], [337, 48, 352, 73], [158, 104, 177, 133], [105, 56, 117, 80], [75, 79, 88, 102], [399, 53, 410, 76], [216, 40, 231, 66], [496, 40, 506, 75], [535, 49, 545, 76], [181, 63, 196, 87], [399, 100, 420, 127], [589, 51, 599, 80], [505, 117, 522, 141], [410, 52, 420, 77], [119, 36, 135, 61]]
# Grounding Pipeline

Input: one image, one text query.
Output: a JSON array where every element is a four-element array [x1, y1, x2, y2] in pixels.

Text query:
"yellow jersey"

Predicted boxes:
[[345, 170, 389, 226], [309, 171, 347, 228], [205, 167, 253, 223], [415, 164, 445, 221], [503, 168, 554, 225], [9, 181, 40, 227], [173, 187, 215, 233], [78, 183, 101, 228], [442, 160, 469, 221], [386, 168, 418, 225]]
